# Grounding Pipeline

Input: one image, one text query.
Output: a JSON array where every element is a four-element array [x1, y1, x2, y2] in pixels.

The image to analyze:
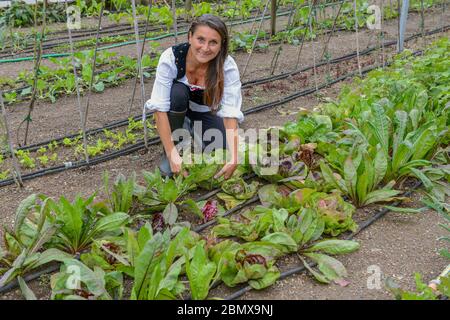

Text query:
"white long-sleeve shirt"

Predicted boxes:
[[144, 47, 244, 123]]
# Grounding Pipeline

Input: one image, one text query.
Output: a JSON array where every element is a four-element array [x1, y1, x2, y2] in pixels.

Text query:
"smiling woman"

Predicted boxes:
[[144, 14, 243, 179]]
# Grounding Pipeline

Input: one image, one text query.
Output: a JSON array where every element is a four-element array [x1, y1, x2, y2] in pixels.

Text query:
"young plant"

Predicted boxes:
[[217, 177, 259, 210], [320, 146, 402, 207], [0, 194, 71, 287], [45, 194, 130, 254], [51, 259, 123, 300]]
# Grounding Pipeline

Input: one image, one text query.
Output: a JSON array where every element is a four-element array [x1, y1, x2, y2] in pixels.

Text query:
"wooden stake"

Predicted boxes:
[[64, 0, 90, 165], [241, 0, 271, 80], [131, 0, 149, 149], [83, 0, 105, 129], [0, 92, 23, 187]]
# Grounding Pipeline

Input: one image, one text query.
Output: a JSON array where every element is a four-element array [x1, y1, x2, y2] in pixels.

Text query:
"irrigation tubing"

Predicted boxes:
[[0, 264, 60, 296], [4, 22, 447, 158], [223, 180, 424, 300], [0, 26, 447, 188]]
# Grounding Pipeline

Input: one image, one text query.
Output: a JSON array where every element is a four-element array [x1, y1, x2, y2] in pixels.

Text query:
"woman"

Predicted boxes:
[[144, 14, 243, 179]]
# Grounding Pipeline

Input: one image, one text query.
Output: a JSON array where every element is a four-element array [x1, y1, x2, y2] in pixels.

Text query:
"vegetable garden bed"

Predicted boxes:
[[0, 35, 448, 300]]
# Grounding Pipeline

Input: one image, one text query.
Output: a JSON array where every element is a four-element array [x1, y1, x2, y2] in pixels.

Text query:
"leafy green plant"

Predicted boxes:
[[103, 171, 144, 215], [51, 258, 123, 300], [138, 169, 195, 210], [0, 194, 71, 287], [16, 150, 36, 169], [127, 226, 198, 300], [217, 178, 259, 210], [45, 194, 130, 254], [209, 239, 282, 290], [387, 273, 450, 300], [320, 146, 401, 207]]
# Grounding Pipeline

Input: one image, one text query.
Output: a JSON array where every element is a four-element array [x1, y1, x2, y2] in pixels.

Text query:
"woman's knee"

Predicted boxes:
[[170, 82, 190, 113]]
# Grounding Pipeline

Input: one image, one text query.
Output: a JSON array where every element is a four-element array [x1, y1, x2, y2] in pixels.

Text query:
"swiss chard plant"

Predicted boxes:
[[45, 194, 130, 254], [0, 194, 71, 287], [50, 258, 123, 300]]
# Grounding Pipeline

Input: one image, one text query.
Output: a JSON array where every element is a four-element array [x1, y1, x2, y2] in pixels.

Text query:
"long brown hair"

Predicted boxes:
[[188, 14, 229, 112]]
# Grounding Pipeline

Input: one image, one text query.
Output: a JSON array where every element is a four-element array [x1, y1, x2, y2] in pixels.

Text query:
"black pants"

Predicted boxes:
[[170, 81, 227, 150]]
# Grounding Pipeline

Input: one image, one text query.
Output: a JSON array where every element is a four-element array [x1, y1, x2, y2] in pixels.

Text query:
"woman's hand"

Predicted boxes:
[[214, 160, 238, 180], [168, 149, 184, 175], [216, 117, 239, 180]]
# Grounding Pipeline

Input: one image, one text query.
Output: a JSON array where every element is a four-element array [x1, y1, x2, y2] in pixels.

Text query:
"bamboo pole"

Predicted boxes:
[[354, 0, 362, 76], [310, 1, 318, 92], [83, 0, 105, 129], [270, 0, 277, 36], [240, 0, 271, 80], [172, 0, 178, 44], [131, 0, 149, 150], [0, 92, 23, 187], [20, 0, 46, 147], [128, 0, 154, 117], [64, 0, 90, 165], [294, 0, 316, 70], [320, 0, 344, 60]]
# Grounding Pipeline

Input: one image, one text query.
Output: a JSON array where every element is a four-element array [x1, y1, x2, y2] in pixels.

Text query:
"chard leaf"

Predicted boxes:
[[303, 252, 347, 282], [186, 244, 216, 300], [162, 203, 178, 226], [362, 189, 402, 206], [393, 110, 408, 158], [248, 265, 280, 290], [299, 256, 330, 283], [91, 212, 129, 236], [14, 194, 38, 236], [368, 101, 390, 155], [261, 232, 298, 253], [216, 192, 246, 210], [131, 233, 165, 300], [304, 240, 360, 255], [344, 156, 358, 201], [373, 146, 388, 189], [18, 276, 37, 300], [383, 206, 426, 214]]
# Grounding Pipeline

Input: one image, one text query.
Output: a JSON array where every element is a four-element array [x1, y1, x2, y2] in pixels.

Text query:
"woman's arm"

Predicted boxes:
[[154, 111, 183, 174], [214, 117, 239, 179]]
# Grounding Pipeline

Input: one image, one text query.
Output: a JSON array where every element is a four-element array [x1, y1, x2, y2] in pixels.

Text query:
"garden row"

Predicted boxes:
[[1, 0, 443, 106], [0, 26, 447, 188], [0, 28, 423, 185], [0, 36, 448, 300]]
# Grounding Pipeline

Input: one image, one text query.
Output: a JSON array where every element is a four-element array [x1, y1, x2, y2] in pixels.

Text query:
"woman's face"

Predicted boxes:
[[188, 25, 222, 65]]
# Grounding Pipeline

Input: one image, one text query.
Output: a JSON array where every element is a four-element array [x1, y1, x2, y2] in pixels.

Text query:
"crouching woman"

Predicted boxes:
[[144, 14, 243, 179]]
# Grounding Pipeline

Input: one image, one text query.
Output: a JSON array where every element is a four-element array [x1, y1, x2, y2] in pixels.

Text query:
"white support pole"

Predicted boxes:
[[398, 0, 409, 52]]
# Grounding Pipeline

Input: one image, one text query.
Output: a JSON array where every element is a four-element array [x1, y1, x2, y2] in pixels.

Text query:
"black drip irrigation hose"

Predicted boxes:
[[0, 264, 60, 295], [0, 26, 447, 188], [223, 181, 423, 300]]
